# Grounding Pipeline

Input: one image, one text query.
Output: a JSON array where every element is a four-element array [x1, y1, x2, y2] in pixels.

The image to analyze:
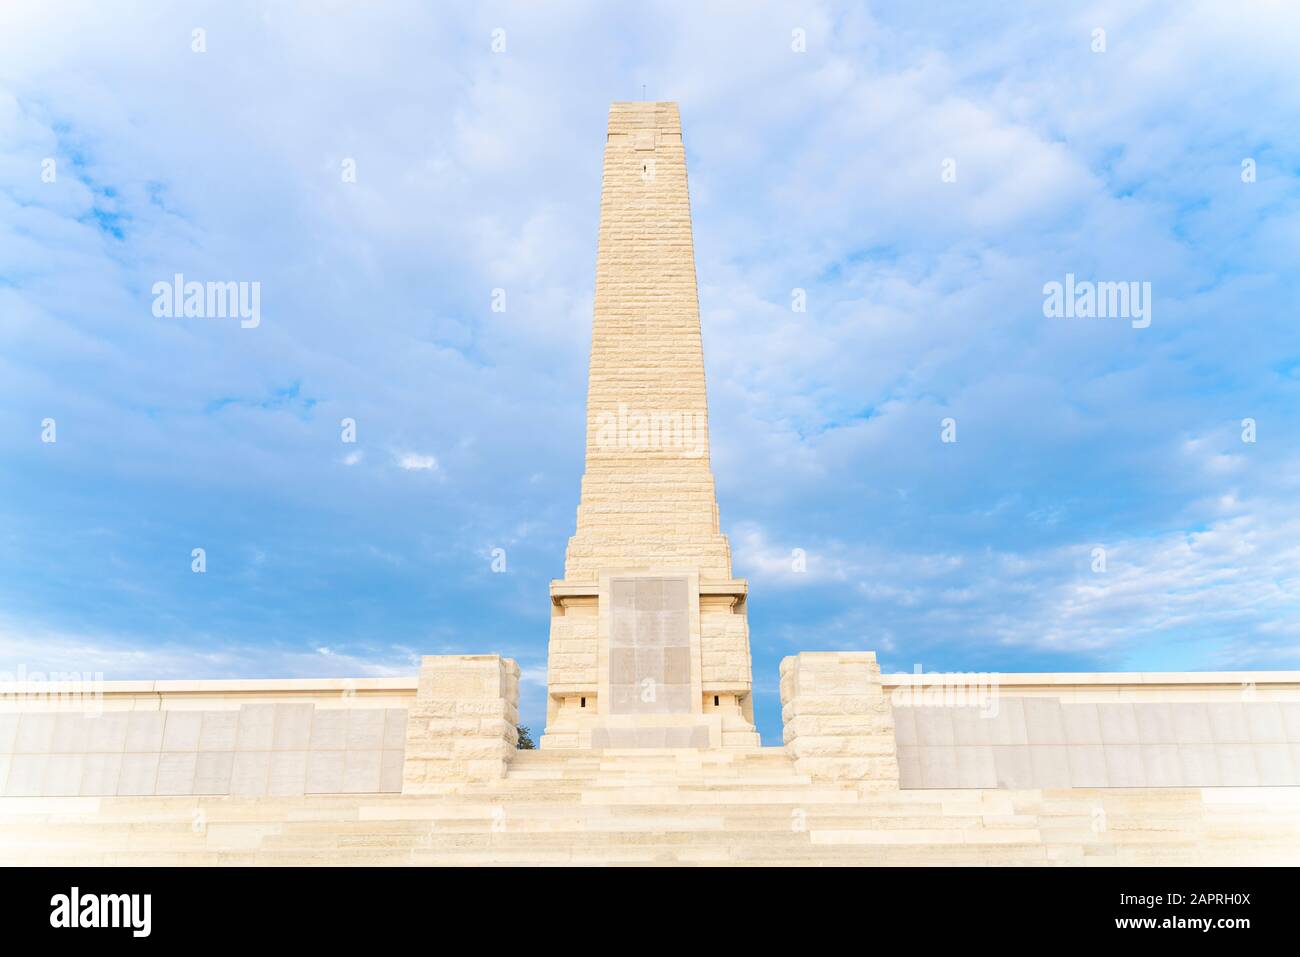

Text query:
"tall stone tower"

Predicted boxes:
[[541, 102, 759, 749]]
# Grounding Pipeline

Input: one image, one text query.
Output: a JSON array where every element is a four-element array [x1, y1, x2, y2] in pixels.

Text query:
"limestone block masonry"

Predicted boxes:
[[401, 655, 519, 792], [542, 101, 759, 747], [780, 652, 900, 788], [562, 102, 730, 580]]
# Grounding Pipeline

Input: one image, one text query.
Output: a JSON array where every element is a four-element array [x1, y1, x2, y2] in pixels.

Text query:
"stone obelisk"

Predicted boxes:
[[541, 102, 759, 749]]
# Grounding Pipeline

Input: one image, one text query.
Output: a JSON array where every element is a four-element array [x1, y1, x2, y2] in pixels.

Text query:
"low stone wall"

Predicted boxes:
[[8, 659, 1300, 794], [0, 661, 523, 798], [782, 658, 1300, 790], [0, 704, 407, 797], [402, 655, 519, 792], [895, 698, 1300, 788]]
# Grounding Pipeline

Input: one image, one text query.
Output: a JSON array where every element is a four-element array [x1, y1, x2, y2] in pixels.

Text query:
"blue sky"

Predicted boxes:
[[2, 2, 1298, 743]]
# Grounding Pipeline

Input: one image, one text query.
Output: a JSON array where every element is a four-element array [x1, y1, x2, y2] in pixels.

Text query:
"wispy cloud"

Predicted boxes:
[[396, 452, 438, 471]]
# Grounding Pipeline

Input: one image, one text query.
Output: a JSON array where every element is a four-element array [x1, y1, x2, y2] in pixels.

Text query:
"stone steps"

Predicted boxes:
[[2, 747, 1298, 865], [501, 772, 812, 783]]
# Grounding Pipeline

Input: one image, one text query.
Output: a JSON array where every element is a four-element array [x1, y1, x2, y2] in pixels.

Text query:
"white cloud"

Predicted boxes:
[[0, 618, 420, 681], [737, 493, 1300, 669], [396, 452, 438, 472]]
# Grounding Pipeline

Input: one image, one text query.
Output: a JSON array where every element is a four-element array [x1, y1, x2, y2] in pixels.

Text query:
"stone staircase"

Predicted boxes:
[[2, 747, 1299, 865]]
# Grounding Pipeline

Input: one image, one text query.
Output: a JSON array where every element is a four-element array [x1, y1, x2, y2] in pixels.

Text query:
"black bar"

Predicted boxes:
[[0, 866, 1289, 944]]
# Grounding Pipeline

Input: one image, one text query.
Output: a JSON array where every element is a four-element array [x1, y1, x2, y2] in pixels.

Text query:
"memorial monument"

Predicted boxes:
[[540, 102, 759, 750], [1, 103, 1299, 866]]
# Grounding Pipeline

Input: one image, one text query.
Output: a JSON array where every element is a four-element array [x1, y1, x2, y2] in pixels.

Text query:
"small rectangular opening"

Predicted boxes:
[[713, 695, 719, 707], [580, 697, 586, 708]]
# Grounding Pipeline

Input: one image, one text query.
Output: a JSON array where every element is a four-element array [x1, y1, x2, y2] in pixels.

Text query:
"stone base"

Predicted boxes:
[[541, 712, 760, 750]]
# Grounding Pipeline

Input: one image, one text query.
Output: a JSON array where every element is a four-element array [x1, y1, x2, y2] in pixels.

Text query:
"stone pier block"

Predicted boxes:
[[779, 652, 900, 788], [402, 655, 519, 793]]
